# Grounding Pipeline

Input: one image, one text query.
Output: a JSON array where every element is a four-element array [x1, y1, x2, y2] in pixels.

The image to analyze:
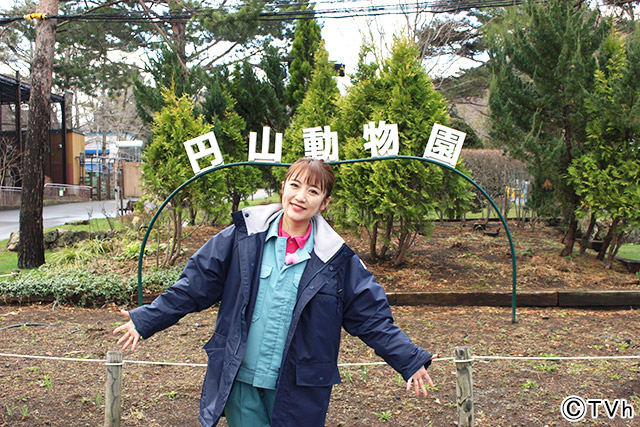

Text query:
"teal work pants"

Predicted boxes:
[[225, 380, 276, 427]]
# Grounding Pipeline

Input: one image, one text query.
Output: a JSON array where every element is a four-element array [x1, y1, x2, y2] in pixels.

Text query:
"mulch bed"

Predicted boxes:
[[1, 221, 639, 426]]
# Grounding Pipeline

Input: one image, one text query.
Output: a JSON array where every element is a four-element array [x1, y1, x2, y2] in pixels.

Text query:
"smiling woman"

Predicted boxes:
[[113, 157, 437, 427]]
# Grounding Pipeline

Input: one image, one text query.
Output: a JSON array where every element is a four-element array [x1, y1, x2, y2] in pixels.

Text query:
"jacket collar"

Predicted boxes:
[[237, 203, 344, 263]]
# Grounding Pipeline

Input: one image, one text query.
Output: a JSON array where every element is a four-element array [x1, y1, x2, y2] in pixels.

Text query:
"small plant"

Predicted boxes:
[[395, 374, 403, 387], [521, 380, 538, 390], [38, 374, 52, 390], [167, 391, 178, 400], [617, 342, 630, 353], [540, 353, 560, 358], [532, 363, 556, 372], [342, 370, 352, 383], [608, 374, 622, 380], [360, 365, 368, 382], [20, 405, 29, 420], [5, 402, 15, 417], [94, 392, 103, 407], [374, 410, 392, 422]]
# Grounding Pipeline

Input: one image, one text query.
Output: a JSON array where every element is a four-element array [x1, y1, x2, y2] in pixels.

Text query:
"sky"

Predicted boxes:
[[316, 6, 481, 95]]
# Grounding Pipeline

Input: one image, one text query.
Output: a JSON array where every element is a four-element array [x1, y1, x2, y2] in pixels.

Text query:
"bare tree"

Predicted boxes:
[[0, 136, 21, 187], [19, 0, 59, 269], [460, 149, 531, 224]]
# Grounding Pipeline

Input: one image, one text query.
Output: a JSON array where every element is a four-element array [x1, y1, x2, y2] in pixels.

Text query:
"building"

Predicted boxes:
[[0, 73, 85, 187]]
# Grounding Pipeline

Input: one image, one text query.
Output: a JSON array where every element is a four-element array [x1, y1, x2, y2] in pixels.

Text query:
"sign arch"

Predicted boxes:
[[136, 156, 518, 323]]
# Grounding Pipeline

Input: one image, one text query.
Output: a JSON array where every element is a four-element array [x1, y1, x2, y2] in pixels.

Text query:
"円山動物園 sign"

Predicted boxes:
[[183, 121, 467, 175]]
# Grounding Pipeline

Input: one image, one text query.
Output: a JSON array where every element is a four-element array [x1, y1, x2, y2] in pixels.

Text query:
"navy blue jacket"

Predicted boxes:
[[129, 204, 433, 426]]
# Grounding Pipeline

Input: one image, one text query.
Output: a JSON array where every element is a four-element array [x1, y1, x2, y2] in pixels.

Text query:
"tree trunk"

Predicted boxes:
[[597, 217, 619, 261], [368, 220, 378, 263], [379, 215, 393, 260], [393, 228, 417, 267], [189, 203, 197, 225], [19, 0, 58, 269], [559, 212, 578, 257], [579, 212, 596, 255], [231, 191, 241, 213], [605, 229, 626, 269]]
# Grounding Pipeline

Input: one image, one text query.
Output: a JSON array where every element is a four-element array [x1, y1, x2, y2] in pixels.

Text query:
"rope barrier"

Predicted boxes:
[[2, 352, 639, 366]]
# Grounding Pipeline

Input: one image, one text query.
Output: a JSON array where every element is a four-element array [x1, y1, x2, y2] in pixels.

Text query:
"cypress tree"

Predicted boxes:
[[488, 0, 608, 256], [337, 37, 472, 265], [286, 5, 322, 114], [568, 28, 640, 266]]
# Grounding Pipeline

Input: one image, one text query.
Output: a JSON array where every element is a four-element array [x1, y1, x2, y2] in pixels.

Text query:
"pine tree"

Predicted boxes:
[[488, 0, 608, 257], [19, 0, 58, 269], [133, 47, 205, 125]]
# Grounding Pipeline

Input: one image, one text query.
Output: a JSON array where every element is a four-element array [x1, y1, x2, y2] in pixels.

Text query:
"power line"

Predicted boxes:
[[1, 1, 523, 26]]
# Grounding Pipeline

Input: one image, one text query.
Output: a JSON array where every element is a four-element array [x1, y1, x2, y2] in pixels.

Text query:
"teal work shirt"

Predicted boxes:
[[236, 213, 314, 389]]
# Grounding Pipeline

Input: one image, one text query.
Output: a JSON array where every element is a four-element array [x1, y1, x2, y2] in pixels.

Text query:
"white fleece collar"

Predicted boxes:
[[240, 203, 344, 263]]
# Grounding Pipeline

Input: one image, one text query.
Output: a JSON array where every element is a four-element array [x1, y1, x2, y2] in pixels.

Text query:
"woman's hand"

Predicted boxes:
[[112, 309, 141, 352], [406, 354, 438, 397]]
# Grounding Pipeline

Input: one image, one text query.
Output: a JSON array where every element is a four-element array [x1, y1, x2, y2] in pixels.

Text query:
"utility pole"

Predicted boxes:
[[19, 0, 59, 268]]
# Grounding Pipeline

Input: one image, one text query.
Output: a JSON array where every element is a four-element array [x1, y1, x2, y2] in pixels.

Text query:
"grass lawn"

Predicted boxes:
[[240, 193, 280, 207], [617, 244, 640, 260]]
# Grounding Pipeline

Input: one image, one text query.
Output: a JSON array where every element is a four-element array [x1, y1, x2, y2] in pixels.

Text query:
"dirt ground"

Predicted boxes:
[[1, 221, 639, 426]]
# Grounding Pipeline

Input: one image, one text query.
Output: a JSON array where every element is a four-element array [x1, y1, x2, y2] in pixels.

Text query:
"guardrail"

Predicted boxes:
[[0, 184, 93, 207]]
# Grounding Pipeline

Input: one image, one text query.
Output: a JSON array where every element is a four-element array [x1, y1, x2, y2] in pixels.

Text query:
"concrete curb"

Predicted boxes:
[[386, 290, 640, 308]]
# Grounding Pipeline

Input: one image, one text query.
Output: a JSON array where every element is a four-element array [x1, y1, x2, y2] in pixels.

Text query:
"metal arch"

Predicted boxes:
[[136, 156, 518, 323]]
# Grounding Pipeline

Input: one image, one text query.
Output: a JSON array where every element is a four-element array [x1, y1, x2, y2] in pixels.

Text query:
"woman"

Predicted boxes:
[[114, 158, 436, 426]]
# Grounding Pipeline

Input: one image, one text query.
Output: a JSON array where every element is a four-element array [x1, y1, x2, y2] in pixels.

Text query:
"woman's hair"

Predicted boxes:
[[284, 158, 335, 199]]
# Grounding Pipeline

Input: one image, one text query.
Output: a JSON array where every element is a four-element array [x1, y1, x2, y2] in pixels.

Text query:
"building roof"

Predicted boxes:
[[0, 74, 65, 105]]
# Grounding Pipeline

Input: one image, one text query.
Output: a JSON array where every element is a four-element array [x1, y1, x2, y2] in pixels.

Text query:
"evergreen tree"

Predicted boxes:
[[337, 37, 472, 266], [142, 89, 225, 266], [200, 69, 262, 213], [229, 47, 290, 193], [134, 47, 205, 124], [488, 0, 608, 256], [230, 48, 289, 136], [568, 28, 640, 267], [286, 5, 322, 114], [282, 41, 341, 165], [260, 45, 290, 134]]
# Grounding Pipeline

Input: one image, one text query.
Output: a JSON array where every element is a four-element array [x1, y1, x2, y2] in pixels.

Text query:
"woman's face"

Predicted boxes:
[[281, 173, 331, 228]]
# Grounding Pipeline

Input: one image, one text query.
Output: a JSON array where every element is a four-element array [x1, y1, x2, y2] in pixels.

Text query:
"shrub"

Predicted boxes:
[[0, 264, 134, 306], [0, 263, 184, 306]]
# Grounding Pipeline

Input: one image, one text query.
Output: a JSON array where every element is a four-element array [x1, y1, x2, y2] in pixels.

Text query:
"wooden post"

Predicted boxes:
[[455, 346, 474, 427], [105, 350, 123, 427]]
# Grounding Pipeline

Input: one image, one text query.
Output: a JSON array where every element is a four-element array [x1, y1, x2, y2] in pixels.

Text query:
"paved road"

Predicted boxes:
[[0, 200, 118, 241]]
